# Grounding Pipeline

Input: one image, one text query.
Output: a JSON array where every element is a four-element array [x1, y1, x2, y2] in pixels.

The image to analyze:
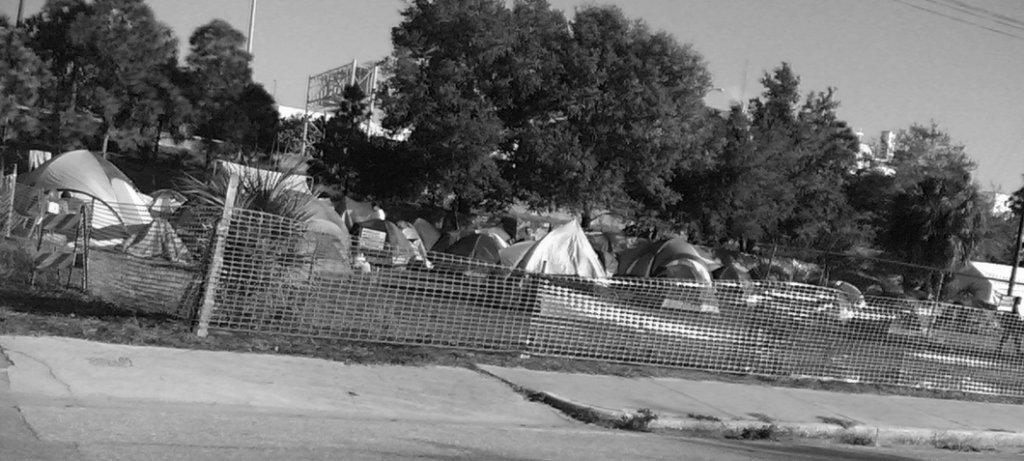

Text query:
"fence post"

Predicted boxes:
[[195, 173, 239, 338], [1, 169, 15, 238]]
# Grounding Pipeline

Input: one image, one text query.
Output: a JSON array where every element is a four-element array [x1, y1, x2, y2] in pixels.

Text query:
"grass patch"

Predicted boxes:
[[686, 413, 722, 423]]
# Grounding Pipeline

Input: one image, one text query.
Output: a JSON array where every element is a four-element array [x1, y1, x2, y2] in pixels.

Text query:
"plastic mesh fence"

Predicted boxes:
[[42, 201, 1024, 397], [69, 201, 217, 317]]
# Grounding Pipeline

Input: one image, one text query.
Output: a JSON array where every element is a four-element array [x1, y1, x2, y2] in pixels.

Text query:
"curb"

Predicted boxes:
[[477, 367, 1024, 449], [653, 417, 1024, 447]]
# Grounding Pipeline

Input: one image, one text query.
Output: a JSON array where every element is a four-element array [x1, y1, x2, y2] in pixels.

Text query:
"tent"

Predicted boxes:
[[948, 261, 1022, 310], [351, 219, 428, 267], [18, 150, 153, 244], [413, 218, 441, 251], [497, 221, 606, 278], [337, 196, 385, 230], [149, 189, 187, 217], [126, 218, 190, 262], [616, 238, 716, 279], [303, 198, 352, 261], [442, 233, 508, 265]]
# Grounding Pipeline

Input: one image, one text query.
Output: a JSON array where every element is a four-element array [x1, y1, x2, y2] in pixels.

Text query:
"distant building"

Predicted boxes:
[[878, 130, 895, 161], [989, 192, 1014, 216], [853, 129, 895, 176]]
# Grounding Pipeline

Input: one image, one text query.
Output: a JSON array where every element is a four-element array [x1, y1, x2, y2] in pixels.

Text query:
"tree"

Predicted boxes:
[[184, 19, 275, 164], [381, 0, 513, 213], [878, 123, 988, 292], [0, 18, 48, 154], [507, 5, 712, 228], [67, 0, 181, 155], [24, 0, 101, 150]]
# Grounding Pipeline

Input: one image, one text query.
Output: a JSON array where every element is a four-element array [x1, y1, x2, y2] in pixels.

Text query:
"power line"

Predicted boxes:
[[939, 0, 1024, 29], [890, 0, 1024, 41], [924, 0, 1024, 33]]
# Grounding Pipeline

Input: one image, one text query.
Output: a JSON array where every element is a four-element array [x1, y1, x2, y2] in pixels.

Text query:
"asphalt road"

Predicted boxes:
[[2, 397, 1019, 461]]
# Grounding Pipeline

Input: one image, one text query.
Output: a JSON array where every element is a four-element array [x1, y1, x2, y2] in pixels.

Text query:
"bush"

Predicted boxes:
[[0, 240, 37, 286]]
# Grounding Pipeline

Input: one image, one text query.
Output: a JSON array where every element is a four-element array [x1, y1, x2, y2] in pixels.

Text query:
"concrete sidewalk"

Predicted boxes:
[[5, 335, 1024, 449], [478, 364, 1024, 445], [0, 336, 568, 427]]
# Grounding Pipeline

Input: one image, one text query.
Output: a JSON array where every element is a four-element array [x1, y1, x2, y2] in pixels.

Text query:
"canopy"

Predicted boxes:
[[497, 220, 606, 278]]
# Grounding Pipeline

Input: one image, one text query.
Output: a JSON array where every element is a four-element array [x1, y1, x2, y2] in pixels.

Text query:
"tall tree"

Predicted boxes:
[[24, 0, 100, 150], [878, 123, 988, 291], [381, 0, 513, 213], [67, 0, 180, 155], [0, 17, 48, 153], [184, 19, 274, 164], [508, 5, 712, 228]]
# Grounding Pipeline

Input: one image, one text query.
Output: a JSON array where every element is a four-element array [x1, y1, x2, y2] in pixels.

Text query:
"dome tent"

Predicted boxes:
[[18, 150, 153, 244]]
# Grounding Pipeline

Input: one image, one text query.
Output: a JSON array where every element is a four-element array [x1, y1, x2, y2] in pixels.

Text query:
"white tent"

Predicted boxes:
[[17, 150, 154, 246], [498, 220, 606, 278], [948, 261, 1022, 310]]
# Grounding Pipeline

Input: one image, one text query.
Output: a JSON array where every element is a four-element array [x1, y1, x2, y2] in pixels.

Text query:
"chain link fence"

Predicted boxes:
[[6, 194, 1024, 397]]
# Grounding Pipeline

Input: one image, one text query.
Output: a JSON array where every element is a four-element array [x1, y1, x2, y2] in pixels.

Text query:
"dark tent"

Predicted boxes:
[[616, 238, 716, 280], [442, 233, 507, 265]]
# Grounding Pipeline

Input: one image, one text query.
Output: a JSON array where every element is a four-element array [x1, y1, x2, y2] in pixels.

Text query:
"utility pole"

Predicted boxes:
[[16, 0, 25, 27], [246, 0, 257, 55], [1009, 206, 1024, 297]]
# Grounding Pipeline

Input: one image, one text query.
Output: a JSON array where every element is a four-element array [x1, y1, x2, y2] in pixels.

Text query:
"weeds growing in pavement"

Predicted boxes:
[[614, 408, 658, 432], [686, 413, 722, 423], [725, 424, 782, 441], [930, 431, 991, 452], [834, 429, 877, 446]]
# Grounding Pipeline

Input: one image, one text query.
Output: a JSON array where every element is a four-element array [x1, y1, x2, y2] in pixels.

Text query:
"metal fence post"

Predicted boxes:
[[195, 173, 239, 338], [1, 170, 15, 238]]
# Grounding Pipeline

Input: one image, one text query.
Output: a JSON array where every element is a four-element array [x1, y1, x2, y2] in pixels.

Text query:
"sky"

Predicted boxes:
[[3, 0, 1022, 193]]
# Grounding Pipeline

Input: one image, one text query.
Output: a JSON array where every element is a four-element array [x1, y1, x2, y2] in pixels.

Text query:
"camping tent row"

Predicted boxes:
[[11, 152, 358, 265]]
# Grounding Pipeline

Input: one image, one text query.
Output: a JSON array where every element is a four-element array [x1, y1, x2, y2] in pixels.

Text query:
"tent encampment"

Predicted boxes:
[[17, 150, 153, 245], [497, 221, 606, 278]]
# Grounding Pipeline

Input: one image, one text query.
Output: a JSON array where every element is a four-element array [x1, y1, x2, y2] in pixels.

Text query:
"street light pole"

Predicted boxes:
[[16, 0, 24, 27]]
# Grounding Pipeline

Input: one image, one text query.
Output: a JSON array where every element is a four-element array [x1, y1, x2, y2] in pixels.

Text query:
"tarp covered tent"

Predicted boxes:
[[497, 221, 606, 278], [948, 261, 1022, 310], [17, 150, 153, 244], [615, 238, 716, 279]]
